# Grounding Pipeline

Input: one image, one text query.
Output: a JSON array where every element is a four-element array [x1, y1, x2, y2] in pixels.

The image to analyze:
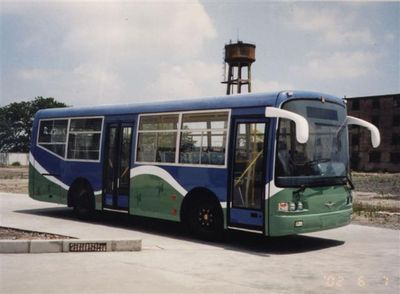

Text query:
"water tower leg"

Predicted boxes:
[[238, 65, 242, 94], [226, 66, 233, 95], [248, 64, 252, 93]]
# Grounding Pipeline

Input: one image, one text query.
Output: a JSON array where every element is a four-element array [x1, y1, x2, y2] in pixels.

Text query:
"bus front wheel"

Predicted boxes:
[[187, 198, 223, 241]]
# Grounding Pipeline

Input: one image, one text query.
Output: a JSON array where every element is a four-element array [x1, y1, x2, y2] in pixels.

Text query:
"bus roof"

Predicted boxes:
[[35, 90, 343, 119]]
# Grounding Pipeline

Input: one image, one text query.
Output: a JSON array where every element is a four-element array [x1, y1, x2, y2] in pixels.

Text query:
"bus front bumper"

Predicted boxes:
[[268, 208, 352, 236]]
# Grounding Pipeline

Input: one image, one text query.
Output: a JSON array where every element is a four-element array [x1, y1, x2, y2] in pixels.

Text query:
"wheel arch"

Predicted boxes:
[[67, 177, 94, 207], [180, 187, 223, 222]]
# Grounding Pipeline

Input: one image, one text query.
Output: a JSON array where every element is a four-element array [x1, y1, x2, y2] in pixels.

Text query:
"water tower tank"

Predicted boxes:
[[222, 41, 256, 95], [224, 42, 256, 64]]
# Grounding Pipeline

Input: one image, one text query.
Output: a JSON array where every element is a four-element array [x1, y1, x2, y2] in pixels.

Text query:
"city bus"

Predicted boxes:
[[28, 91, 380, 239]]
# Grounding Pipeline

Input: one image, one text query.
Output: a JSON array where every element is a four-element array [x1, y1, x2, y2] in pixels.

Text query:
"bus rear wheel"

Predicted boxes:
[[187, 198, 223, 241], [73, 186, 94, 219]]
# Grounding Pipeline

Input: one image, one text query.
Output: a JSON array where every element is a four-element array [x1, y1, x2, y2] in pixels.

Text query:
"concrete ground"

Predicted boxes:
[[0, 192, 399, 294]]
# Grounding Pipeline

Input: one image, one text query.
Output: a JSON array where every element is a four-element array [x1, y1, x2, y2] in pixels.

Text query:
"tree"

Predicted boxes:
[[0, 97, 68, 152]]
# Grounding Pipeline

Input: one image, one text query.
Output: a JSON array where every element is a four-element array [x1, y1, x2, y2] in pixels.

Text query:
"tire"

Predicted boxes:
[[73, 186, 94, 219], [187, 198, 223, 241]]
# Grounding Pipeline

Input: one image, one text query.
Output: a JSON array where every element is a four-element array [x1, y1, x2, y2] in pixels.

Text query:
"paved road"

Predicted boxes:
[[0, 192, 399, 293]]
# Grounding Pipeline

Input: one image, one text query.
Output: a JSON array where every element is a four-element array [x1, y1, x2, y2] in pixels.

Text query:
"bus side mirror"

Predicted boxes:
[[265, 107, 309, 144], [347, 116, 381, 148]]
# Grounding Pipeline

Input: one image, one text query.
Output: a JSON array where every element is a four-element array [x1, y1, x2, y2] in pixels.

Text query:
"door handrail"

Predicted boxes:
[[234, 150, 263, 187]]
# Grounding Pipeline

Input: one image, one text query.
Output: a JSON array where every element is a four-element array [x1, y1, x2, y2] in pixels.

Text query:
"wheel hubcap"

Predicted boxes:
[[198, 208, 214, 227]]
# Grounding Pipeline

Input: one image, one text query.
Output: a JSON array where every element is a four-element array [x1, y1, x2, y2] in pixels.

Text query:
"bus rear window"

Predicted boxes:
[[38, 119, 68, 157], [37, 117, 103, 161]]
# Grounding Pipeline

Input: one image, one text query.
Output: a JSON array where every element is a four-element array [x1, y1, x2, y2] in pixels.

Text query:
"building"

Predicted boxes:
[[346, 93, 400, 172]]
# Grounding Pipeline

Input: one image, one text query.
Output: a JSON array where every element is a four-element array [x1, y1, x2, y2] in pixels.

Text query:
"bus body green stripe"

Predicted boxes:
[[130, 174, 184, 221], [29, 163, 68, 205]]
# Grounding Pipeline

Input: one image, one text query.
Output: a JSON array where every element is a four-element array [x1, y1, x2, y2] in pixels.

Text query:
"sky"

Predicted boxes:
[[0, 0, 399, 107]]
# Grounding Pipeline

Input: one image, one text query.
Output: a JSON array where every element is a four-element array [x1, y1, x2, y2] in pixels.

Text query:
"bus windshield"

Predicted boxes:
[[275, 99, 349, 187]]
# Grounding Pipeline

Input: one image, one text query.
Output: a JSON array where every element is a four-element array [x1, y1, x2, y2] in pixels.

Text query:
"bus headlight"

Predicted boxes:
[[278, 202, 305, 212], [297, 202, 303, 211]]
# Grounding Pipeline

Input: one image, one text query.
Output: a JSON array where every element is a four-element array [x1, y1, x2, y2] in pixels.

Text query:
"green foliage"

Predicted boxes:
[[11, 161, 21, 166], [0, 97, 68, 152]]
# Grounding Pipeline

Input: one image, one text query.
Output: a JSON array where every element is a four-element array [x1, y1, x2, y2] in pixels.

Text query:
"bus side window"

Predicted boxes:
[[136, 111, 229, 166], [67, 118, 102, 161], [179, 112, 228, 166], [137, 114, 178, 163]]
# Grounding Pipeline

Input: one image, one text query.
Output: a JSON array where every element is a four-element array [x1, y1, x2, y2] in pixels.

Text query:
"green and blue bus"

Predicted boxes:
[[29, 91, 380, 239]]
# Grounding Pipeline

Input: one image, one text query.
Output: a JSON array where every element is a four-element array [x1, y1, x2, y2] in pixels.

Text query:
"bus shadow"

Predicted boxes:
[[223, 231, 345, 256], [15, 207, 345, 255]]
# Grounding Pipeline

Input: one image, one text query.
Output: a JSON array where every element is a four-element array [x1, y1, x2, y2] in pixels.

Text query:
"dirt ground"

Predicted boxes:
[[0, 167, 399, 233], [0, 227, 73, 240], [0, 166, 28, 194], [351, 173, 400, 230]]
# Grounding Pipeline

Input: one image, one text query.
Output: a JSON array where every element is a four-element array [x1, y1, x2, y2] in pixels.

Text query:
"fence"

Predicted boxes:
[[0, 153, 29, 166]]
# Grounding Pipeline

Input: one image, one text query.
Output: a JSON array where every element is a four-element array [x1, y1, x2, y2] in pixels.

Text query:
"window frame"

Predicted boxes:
[[371, 115, 380, 127], [351, 134, 360, 146], [369, 151, 381, 163], [136, 113, 179, 164], [135, 109, 231, 169], [393, 115, 400, 127], [394, 96, 400, 108], [372, 98, 380, 109], [37, 118, 69, 160], [392, 133, 400, 146], [36, 116, 104, 162], [390, 152, 400, 164], [66, 117, 104, 161], [351, 99, 360, 110]]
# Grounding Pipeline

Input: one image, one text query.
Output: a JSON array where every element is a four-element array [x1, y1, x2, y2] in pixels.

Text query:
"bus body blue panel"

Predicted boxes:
[[230, 208, 263, 226], [34, 146, 104, 192]]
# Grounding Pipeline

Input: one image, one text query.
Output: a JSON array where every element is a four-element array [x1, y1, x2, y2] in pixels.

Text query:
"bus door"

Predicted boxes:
[[228, 119, 268, 232], [103, 123, 133, 211]]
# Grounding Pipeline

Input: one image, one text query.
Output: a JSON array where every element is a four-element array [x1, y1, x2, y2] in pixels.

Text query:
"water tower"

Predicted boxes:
[[222, 41, 256, 95]]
